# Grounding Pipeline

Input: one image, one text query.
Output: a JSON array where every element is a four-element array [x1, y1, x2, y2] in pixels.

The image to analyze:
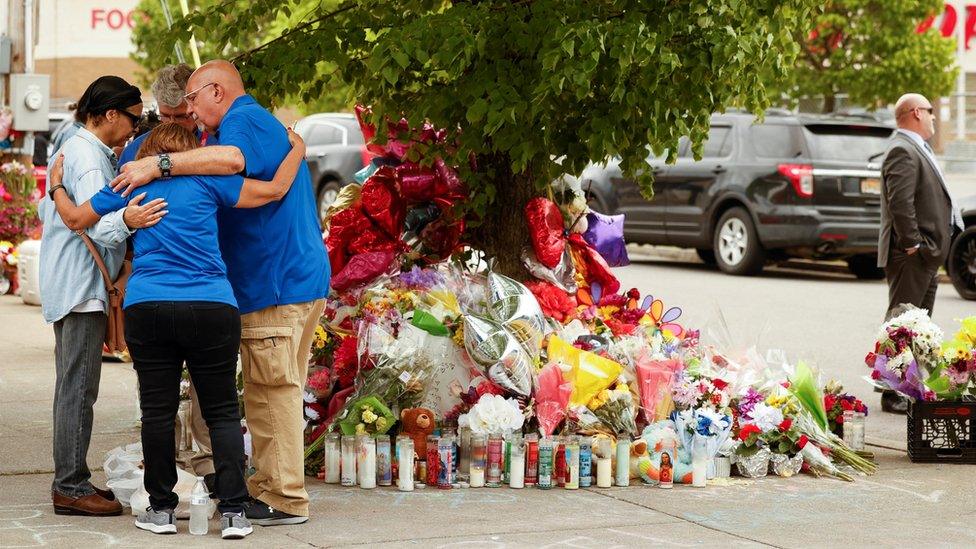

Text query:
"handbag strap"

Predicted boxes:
[[77, 231, 116, 291]]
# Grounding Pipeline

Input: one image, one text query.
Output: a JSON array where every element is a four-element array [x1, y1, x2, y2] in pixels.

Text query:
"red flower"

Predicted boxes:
[[778, 418, 793, 431], [626, 288, 641, 300], [864, 352, 877, 367], [840, 399, 853, 411], [712, 379, 728, 391], [797, 435, 809, 449], [870, 369, 881, 380], [738, 424, 762, 441], [332, 335, 360, 388], [836, 414, 845, 424], [605, 317, 636, 336], [824, 394, 836, 411]]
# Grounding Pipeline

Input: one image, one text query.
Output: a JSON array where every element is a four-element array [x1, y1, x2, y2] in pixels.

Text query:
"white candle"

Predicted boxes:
[[397, 438, 414, 492], [358, 437, 376, 489], [470, 468, 485, 488], [596, 458, 612, 488], [615, 439, 631, 487], [324, 435, 341, 484], [692, 457, 707, 487], [340, 435, 356, 487], [508, 452, 525, 489]]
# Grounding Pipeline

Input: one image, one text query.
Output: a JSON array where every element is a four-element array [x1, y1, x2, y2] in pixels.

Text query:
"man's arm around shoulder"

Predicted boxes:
[[111, 146, 245, 196]]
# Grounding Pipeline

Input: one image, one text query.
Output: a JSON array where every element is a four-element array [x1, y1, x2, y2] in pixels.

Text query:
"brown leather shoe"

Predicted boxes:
[[92, 485, 117, 501], [52, 491, 124, 516]]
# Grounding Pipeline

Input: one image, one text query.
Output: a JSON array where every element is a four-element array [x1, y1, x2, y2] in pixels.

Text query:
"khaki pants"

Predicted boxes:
[[240, 299, 326, 517]]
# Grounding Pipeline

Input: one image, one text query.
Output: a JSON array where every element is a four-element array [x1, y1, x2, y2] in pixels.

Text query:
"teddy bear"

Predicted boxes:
[[400, 407, 436, 458]]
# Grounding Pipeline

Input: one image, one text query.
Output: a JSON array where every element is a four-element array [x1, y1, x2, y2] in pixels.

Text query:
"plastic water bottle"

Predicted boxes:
[[189, 476, 210, 535]]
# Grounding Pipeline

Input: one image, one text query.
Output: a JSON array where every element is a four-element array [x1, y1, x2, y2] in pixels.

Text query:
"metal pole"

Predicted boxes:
[[159, 0, 187, 64], [177, 0, 202, 68], [23, 0, 34, 159], [955, 0, 966, 140]]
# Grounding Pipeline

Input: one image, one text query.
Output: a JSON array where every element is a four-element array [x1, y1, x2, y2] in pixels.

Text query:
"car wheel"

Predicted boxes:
[[948, 226, 976, 300], [713, 207, 765, 275], [317, 180, 342, 222], [696, 248, 717, 266], [846, 254, 885, 280]]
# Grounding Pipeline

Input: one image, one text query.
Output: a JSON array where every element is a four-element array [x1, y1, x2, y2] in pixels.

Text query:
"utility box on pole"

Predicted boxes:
[[10, 73, 49, 131]]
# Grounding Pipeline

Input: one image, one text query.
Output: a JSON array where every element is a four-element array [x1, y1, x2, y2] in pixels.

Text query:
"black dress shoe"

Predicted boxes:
[[881, 390, 909, 414]]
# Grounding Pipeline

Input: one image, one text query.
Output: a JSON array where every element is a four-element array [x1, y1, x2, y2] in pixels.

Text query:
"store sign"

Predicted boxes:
[[34, 0, 141, 60], [917, 3, 976, 71]]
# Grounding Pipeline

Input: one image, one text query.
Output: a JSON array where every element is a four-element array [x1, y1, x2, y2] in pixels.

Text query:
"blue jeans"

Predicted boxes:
[[52, 311, 106, 497]]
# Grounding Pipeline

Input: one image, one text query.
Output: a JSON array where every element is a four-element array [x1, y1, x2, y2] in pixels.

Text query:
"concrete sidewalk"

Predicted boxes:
[[1, 295, 974, 549]]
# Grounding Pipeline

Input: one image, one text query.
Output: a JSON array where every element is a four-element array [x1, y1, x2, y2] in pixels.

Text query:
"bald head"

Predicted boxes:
[[184, 60, 247, 132], [893, 93, 936, 139]]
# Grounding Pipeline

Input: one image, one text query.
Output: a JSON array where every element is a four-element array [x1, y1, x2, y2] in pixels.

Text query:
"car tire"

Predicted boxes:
[[846, 254, 885, 280], [317, 180, 342, 222], [696, 248, 717, 266], [948, 226, 976, 301], [713, 207, 765, 276]]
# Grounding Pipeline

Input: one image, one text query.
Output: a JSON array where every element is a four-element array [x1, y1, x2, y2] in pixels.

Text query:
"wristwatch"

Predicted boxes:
[[157, 154, 172, 178], [48, 184, 66, 200]]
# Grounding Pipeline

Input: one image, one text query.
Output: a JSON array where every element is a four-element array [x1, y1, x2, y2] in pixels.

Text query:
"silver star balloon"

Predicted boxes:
[[487, 273, 546, 359]]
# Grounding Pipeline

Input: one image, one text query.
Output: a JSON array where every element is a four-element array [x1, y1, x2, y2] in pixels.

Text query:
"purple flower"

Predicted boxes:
[[738, 387, 764, 418], [396, 266, 444, 290]]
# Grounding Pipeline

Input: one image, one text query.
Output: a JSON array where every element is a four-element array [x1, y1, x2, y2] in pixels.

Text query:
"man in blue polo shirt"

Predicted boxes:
[[113, 60, 329, 526]]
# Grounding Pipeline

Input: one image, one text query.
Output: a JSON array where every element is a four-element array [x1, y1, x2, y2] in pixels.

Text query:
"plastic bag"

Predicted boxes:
[[128, 467, 211, 519]]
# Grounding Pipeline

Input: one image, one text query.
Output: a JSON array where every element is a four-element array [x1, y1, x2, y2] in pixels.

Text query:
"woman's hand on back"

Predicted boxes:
[[287, 128, 305, 156], [122, 192, 168, 229]]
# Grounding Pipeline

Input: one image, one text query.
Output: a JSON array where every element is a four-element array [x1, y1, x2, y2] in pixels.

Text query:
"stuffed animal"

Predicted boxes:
[[636, 421, 694, 484], [400, 407, 436, 458]]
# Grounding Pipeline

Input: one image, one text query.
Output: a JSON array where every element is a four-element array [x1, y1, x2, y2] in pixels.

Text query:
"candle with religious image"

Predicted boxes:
[[486, 433, 503, 487], [376, 435, 392, 486], [524, 433, 539, 486], [426, 434, 439, 486], [565, 436, 580, 489], [579, 436, 592, 488], [537, 437, 554, 489], [437, 435, 454, 489], [555, 436, 567, 487], [469, 433, 487, 488]]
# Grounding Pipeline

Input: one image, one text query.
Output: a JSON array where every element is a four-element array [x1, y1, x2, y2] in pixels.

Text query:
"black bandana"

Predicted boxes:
[[77, 75, 142, 118]]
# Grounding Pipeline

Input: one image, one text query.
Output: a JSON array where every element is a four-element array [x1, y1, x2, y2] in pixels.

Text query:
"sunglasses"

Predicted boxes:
[[916, 106, 934, 114], [117, 109, 142, 127], [184, 82, 216, 104]]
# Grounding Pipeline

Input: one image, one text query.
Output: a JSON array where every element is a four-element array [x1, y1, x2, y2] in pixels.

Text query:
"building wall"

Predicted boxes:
[[34, 0, 142, 108]]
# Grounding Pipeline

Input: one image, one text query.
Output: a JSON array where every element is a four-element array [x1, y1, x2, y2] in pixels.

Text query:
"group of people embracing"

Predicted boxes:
[[39, 60, 330, 540]]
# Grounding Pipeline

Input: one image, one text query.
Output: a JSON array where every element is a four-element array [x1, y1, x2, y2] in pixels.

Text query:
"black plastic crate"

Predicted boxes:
[[907, 401, 976, 463]]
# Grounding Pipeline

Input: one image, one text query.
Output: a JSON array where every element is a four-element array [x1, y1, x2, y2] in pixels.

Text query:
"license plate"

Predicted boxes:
[[860, 178, 880, 195]]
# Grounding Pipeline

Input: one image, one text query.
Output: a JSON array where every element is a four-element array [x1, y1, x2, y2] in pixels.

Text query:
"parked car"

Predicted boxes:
[[581, 110, 895, 277], [948, 194, 976, 300], [293, 113, 373, 222]]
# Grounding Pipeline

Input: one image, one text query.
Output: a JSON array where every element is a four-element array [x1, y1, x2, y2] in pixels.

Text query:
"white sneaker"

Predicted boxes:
[[134, 507, 177, 535], [221, 512, 253, 540]]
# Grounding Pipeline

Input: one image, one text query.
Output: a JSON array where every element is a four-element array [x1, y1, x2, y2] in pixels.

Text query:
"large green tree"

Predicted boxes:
[[772, 0, 958, 113], [131, 0, 352, 114], [155, 0, 819, 275]]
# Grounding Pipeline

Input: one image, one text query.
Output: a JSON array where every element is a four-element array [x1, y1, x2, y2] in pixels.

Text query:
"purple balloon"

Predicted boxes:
[[583, 211, 629, 267]]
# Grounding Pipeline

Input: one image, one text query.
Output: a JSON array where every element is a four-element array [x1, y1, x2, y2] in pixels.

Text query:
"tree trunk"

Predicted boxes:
[[822, 93, 836, 114], [470, 153, 537, 279]]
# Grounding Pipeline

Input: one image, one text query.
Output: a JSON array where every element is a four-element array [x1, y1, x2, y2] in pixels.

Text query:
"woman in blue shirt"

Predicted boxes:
[[48, 122, 306, 540]]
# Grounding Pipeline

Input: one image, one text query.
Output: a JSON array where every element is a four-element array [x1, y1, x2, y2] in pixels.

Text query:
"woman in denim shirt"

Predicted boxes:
[[38, 76, 165, 518], [49, 122, 306, 540]]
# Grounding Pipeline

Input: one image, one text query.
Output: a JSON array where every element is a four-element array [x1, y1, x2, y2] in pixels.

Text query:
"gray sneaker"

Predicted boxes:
[[134, 507, 177, 535], [221, 512, 253, 540]]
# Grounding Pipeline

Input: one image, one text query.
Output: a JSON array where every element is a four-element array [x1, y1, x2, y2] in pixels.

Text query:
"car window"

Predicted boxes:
[[802, 124, 894, 162], [678, 126, 731, 158], [750, 124, 805, 158], [308, 124, 345, 146]]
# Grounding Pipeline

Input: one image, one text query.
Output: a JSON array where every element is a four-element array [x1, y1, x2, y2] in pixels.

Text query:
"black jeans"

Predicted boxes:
[[125, 302, 248, 513]]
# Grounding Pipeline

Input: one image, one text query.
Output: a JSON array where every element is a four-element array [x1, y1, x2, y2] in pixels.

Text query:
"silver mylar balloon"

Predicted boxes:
[[487, 338, 533, 397], [520, 246, 577, 293], [463, 315, 510, 366], [487, 273, 546, 359]]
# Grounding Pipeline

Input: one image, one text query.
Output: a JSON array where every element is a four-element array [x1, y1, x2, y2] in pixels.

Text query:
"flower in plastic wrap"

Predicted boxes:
[[525, 197, 566, 269], [748, 402, 784, 433], [461, 394, 525, 435], [337, 395, 396, 436], [548, 335, 623, 407], [487, 273, 546, 357], [524, 279, 577, 323], [330, 250, 397, 292], [583, 211, 629, 267]]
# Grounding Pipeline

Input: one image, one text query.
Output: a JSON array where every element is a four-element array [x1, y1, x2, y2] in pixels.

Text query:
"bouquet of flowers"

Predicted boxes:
[[337, 395, 396, 436], [0, 161, 41, 244], [588, 378, 638, 436], [823, 381, 868, 437], [865, 306, 943, 400], [931, 317, 976, 399], [459, 394, 525, 435]]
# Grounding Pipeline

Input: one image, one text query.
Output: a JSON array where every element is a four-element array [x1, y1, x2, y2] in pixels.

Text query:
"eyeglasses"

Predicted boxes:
[[916, 106, 934, 114], [184, 82, 216, 104], [160, 112, 193, 123], [117, 109, 142, 128]]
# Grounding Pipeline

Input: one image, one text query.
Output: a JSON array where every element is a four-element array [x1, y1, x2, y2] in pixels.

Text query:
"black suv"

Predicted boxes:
[[294, 113, 372, 222], [948, 193, 976, 300], [582, 110, 895, 277]]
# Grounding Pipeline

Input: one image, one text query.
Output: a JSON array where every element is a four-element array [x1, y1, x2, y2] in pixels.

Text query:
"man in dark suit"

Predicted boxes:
[[878, 93, 964, 412]]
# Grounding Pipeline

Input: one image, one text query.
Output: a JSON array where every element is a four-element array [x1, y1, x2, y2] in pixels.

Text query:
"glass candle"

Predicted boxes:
[[396, 436, 414, 491], [843, 411, 866, 451], [340, 435, 357, 487], [323, 433, 341, 484], [508, 437, 526, 488], [691, 437, 707, 488], [458, 427, 471, 483], [595, 437, 613, 488], [579, 436, 592, 488], [426, 434, 439, 486], [537, 437, 554, 489], [437, 435, 454, 489], [357, 435, 376, 489], [565, 436, 580, 490], [615, 437, 631, 487], [487, 434, 503, 487], [470, 433, 487, 488], [376, 434, 392, 486], [524, 433, 539, 486], [554, 436, 567, 487]]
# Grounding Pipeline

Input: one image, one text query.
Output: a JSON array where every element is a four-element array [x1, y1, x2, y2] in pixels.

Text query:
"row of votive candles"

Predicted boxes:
[[321, 432, 641, 491]]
